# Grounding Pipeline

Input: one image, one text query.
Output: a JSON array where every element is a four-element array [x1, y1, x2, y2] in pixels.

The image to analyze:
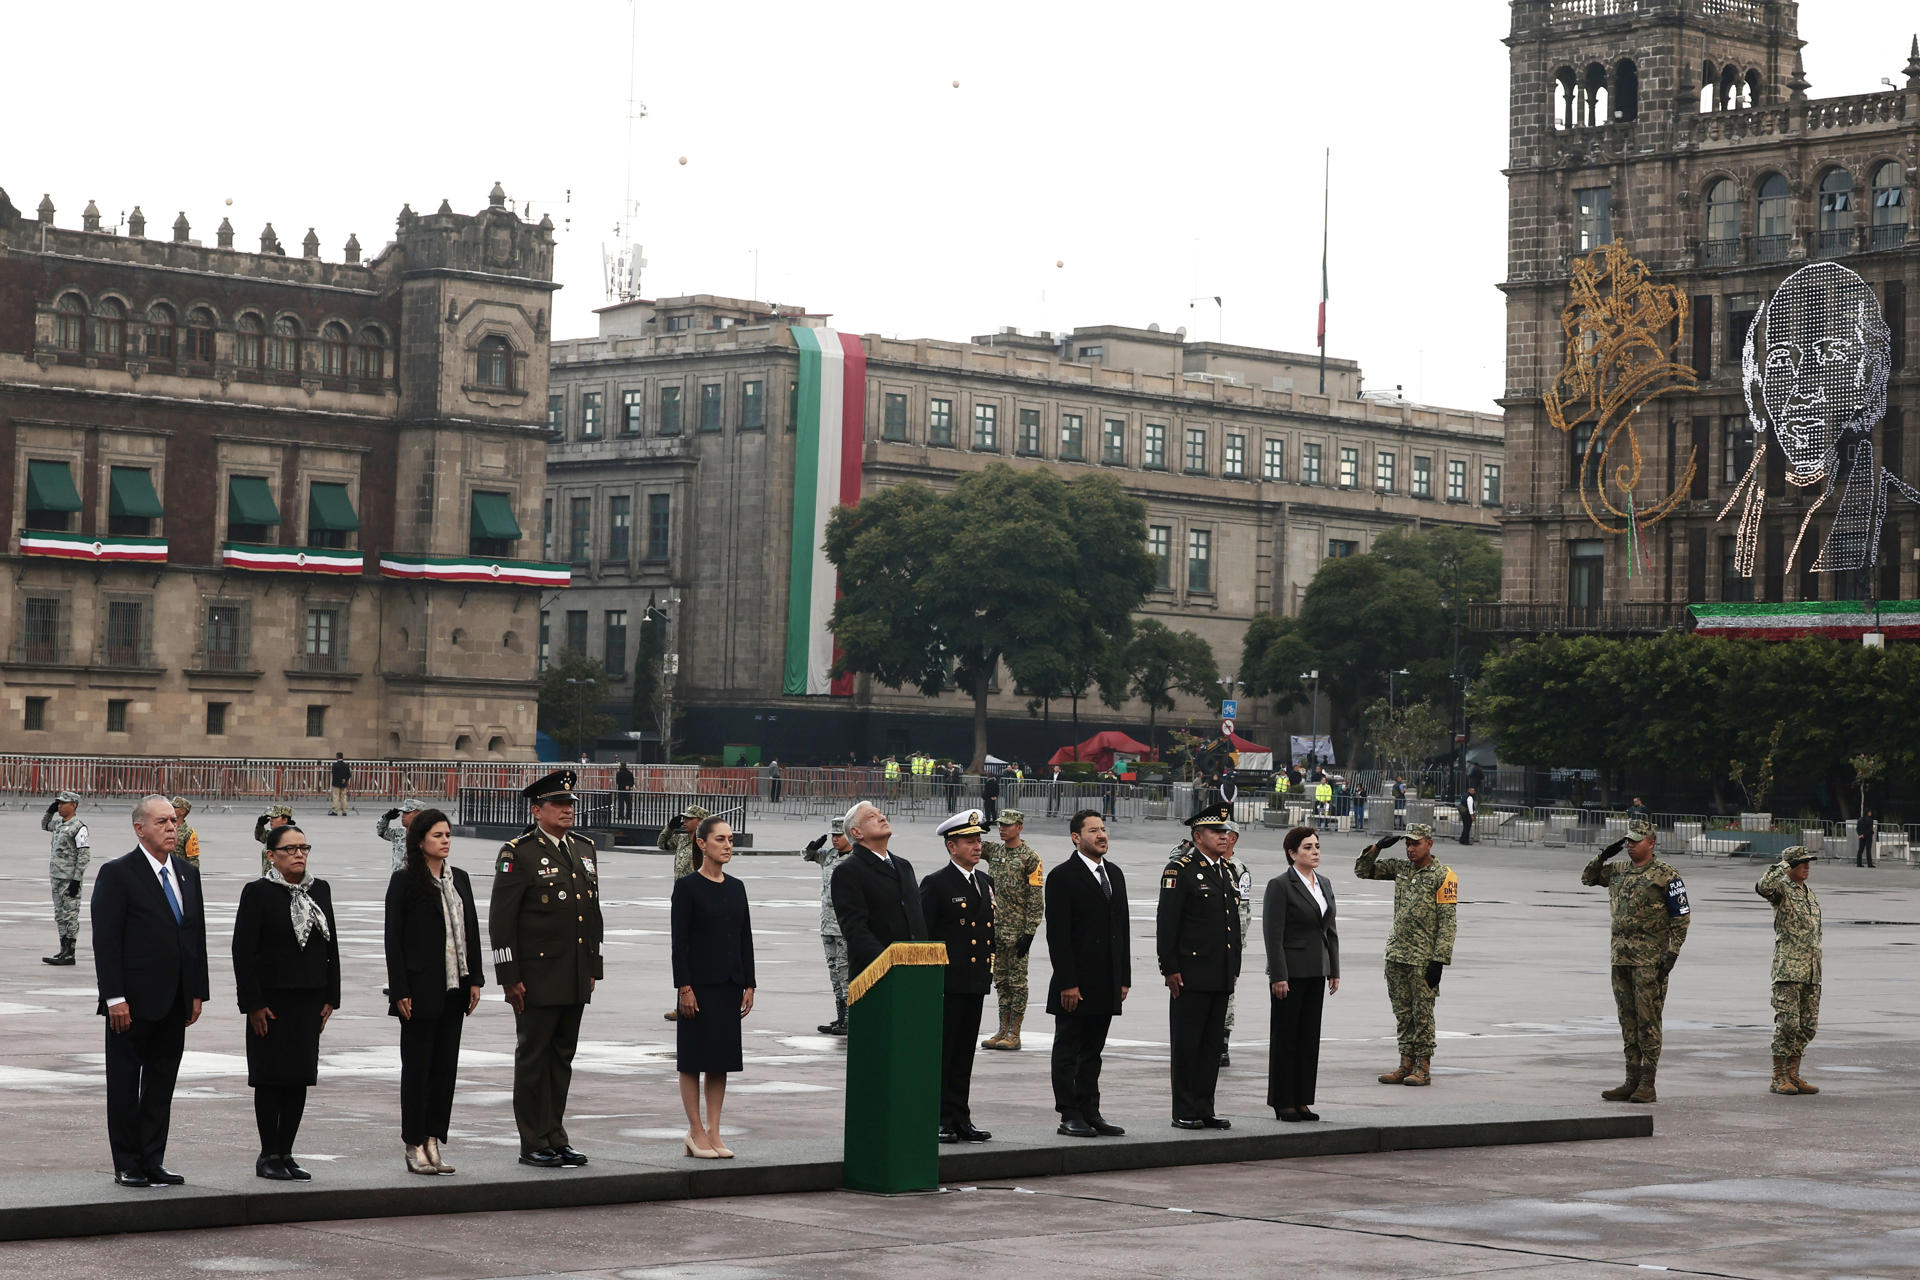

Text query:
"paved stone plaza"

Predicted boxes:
[[0, 800, 1916, 1277]]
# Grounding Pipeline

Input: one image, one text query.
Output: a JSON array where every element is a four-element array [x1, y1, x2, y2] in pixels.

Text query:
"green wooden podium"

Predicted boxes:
[[842, 941, 948, 1193]]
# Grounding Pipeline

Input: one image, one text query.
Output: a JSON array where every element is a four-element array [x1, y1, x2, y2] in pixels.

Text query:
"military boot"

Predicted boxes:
[[1627, 1065, 1657, 1103], [981, 1015, 1011, 1050], [1402, 1057, 1432, 1086], [1786, 1055, 1818, 1095], [1768, 1056, 1798, 1095], [1002, 1015, 1023, 1051], [1600, 1054, 1641, 1101], [41, 938, 75, 966], [1378, 1055, 1414, 1084]]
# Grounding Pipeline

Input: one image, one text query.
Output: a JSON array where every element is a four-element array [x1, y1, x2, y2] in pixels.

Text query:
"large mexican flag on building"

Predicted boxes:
[[1690, 599, 1920, 639], [784, 326, 865, 697]]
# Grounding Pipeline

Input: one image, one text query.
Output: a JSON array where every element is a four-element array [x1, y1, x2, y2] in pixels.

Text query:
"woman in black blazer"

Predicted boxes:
[[1264, 826, 1340, 1121], [671, 816, 756, 1160], [383, 808, 482, 1176], [232, 824, 341, 1180]]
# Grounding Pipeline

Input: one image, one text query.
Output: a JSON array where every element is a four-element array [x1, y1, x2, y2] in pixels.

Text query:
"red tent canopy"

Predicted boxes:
[[1228, 732, 1271, 754], [1048, 730, 1154, 770]]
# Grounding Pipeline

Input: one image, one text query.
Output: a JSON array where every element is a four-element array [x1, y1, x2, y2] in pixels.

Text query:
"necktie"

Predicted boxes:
[[1096, 863, 1111, 899], [159, 865, 183, 924], [973, 871, 989, 901]]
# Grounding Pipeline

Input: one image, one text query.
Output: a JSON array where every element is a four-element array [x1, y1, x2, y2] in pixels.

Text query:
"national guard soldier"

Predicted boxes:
[[376, 798, 426, 874], [1158, 802, 1240, 1128], [803, 815, 855, 1035], [1355, 823, 1457, 1087], [255, 804, 295, 876], [171, 796, 201, 868], [41, 790, 89, 965], [1218, 822, 1254, 1067], [1756, 847, 1822, 1096], [923, 810, 996, 1143], [1582, 816, 1689, 1104], [489, 770, 605, 1168], [981, 810, 1043, 1051], [659, 803, 711, 879]]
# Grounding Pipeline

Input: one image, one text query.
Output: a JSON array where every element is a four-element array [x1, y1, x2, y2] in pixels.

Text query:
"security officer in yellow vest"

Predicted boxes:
[[489, 770, 605, 1168]]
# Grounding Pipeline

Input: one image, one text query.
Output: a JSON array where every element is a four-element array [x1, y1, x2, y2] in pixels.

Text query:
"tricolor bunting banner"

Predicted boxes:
[[378, 555, 571, 587], [222, 542, 363, 575], [783, 326, 865, 696], [1690, 599, 1920, 640], [19, 531, 168, 563]]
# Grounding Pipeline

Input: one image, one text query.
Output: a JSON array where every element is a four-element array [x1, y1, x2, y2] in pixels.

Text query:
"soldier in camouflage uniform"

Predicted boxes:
[[41, 790, 90, 966], [377, 798, 426, 874], [1355, 822, 1457, 1086], [1582, 816, 1690, 1103], [981, 811, 1044, 1051], [803, 815, 855, 1035], [255, 804, 295, 876], [1756, 847, 1822, 1096], [171, 796, 201, 868], [1218, 822, 1254, 1067], [659, 803, 711, 879]]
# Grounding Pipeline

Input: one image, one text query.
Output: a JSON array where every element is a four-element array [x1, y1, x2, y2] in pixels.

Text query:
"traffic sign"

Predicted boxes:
[[1221, 699, 1238, 719], [1221, 718, 1235, 737]]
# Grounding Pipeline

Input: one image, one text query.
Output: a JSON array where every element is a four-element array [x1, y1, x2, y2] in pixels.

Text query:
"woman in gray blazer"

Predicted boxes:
[[1264, 826, 1340, 1121]]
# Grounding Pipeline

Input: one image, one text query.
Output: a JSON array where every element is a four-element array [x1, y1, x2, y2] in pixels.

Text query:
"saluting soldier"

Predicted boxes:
[[981, 810, 1043, 1052], [1582, 816, 1689, 1104], [1355, 823, 1458, 1087], [1756, 847, 1823, 1096], [376, 798, 426, 874], [1157, 802, 1240, 1129], [1218, 822, 1254, 1067], [659, 803, 711, 879], [489, 770, 605, 1168], [255, 804, 295, 877], [802, 816, 855, 1035], [922, 811, 996, 1144], [41, 790, 90, 966]]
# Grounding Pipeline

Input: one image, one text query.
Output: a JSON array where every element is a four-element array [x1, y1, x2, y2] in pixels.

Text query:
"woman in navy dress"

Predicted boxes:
[[671, 816, 755, 1159]]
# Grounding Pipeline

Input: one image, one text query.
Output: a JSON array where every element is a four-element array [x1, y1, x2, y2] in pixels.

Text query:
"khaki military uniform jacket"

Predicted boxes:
[[1755, 862, 1822, 984], [1581, 852, 1690, 966], [982, 839, 1043, 940], [489, 826, 605, 1005], [1354, 846, 1457, 965]]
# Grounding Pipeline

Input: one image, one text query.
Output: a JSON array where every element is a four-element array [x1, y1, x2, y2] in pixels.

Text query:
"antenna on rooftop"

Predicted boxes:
[[603, 0, 648, 302]]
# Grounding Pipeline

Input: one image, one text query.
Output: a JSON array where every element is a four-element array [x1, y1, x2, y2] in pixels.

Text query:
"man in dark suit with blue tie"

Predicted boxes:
[[1047, 809, 1131, 1137], [91, 795, 209, 1187], [921, 810, 995, 1144]]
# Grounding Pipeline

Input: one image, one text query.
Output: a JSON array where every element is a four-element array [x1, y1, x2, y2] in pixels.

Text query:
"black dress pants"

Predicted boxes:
[[940, 991, 985, 1128], [1051, 1011, 1113, 1120], [1169, 987, 1230, 1120], [1267, 978, 1327, 1109], [105, 991, 187, 1176], [514, 1002, 585, 1153], [401, 986, 468, 1145]]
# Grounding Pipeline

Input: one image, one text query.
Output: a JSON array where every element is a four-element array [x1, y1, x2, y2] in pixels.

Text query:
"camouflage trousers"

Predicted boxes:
[[822, 934, 850, 1006], [1770, 980, 1821, 1058], [1610, 964, 1670, 1068], [50, 874, 81, 940], [1384, 961, 1437, 1057], [992, 933, 1030, 1021]]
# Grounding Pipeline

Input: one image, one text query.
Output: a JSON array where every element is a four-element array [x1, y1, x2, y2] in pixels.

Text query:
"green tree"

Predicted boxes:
[[1364, 697, 1449, 776], [1239, 612, 1314, 717], [538, 649, 616, 759], [1119, 619, 1222, 755]]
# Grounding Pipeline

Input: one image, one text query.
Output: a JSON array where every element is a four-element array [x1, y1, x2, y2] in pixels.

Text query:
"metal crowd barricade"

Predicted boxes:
[[453, 786, 750, 836]]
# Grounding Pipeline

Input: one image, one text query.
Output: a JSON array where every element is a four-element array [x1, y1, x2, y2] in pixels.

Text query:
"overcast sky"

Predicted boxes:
[[8, 2, 1909, 412]]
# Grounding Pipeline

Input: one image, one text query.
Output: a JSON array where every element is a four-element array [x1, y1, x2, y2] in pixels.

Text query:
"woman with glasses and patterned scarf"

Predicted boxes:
[[231, 823, 340, 1181]]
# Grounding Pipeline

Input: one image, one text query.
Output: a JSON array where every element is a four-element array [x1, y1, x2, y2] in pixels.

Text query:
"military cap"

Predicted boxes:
[[1185, 801, 1233, 829], [937, 810, 990, 839], [55, 790, 80, 805], [1783, 846, 1817, 866], [1406, 822, 1435, 841], [679, 802, 711, 821], [268, 804, 294, 819], [829, 816, 847, 836], [523, 769, 578, 803], [1626, 817, 1656, 843], [997, 809, 1026, 827], [399, 798, 426, 814], [170, 795, 192, 816], [1223, 819, 1242, 835]]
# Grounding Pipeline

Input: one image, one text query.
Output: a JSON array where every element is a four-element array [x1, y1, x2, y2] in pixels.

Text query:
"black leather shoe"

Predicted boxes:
[[256, 1155, 292, 1181], [113, 1170, 149, 1187], [518, 1148, 565, 1167], [557, 1146, 589, 1166], [146, 1166, 186, 1185], [1201, 1117, 1232, 1130], [1298, 1107, 1321, 1122], [1057, 1117, 1098, 1137], [1276, 1108, 1303, 1122], [1171, 1118, 1206, 1130], [1219, 1051, 1231, 1067], [959, 1125, 992, 1143], [1088, 1119, 1126, 1136], [281, 1157, 311, 1181], [818, 1020, 847, 1035], [937, 1127, 961, 1144]]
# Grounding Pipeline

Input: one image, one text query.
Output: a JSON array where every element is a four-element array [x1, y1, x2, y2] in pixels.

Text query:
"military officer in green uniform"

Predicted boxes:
[[1756, 847, 1822, 1096], [1158, 802, 1240, 1128], [803, 815, 854, 1035], [1582, 816, 1689, 1103], [659, 803, 711, 879], [981, 810, 1044, 1051], [489, 770, 605, 1168], [1218, 821, 1254, 1067], [256, 804, 295, 876], [41, 790, 90, 966], [1355, 822, 1457, 1087]]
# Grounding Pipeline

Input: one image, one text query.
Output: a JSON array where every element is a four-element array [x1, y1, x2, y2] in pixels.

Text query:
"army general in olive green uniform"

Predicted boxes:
[[1355, 823, 1457, 1087], [1582, 817, 1689, 1103], [981, 810, 1044, 1051], [490, 770, 605, 1168], [1158, 803, 1241, 1127], [1756, 848, 1822, 1096]]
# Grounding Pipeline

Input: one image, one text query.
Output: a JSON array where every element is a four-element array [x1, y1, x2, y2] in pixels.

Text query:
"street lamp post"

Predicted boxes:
[[1299, 669, 1320, 767], [1386, 667, 1409, 709], [565, 677, 591, 762]]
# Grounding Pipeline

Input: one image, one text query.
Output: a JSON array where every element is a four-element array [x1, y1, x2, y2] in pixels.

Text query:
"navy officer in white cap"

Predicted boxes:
[[922, 810, 996, 1143]]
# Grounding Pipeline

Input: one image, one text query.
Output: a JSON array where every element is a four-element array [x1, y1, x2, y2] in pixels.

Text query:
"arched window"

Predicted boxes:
[[1720, 65, 1741, 112], [1872, 160, 1907, 249], [1700, 62, 1718, 113], [91, 298, 126, 356], [1818, 168, 1854, 257], [1613, 59, 1639, 122], [1554, 66, 1577, 131], [145, 304, 175, 360], [1705, 179, 1740, 264], [349, 326, 386, 381], [1756, 173, 1792, 262], [1745, 69, 1762, 108], [237, 313, 264, 368], [319, 322, 348, 376], [477, 334, 513, 389], [267, 316, 301, 373], [1583, 63, 1609, 128], [184, 307, 216, 363], [53, 294, 85, 351]]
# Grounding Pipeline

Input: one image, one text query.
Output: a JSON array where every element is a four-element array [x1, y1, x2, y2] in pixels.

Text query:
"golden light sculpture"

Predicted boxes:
[[1544, 240, 1698, 562]]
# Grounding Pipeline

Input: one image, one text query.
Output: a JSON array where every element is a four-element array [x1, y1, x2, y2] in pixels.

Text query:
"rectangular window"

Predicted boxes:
[[604, 609, 628, 678], [206, 701, 227, 735], [973, 402, 998, 450], [25, 459, 82, 533], [1184, 427, 1208, 474], [621, 389, 643, 434], [883, 393, 909, 441], [108, 465, 163, 538], [1720, 535, 1754, 602], [929, 397, 954, 446], [1061, 413, 1085, 460], [1482, 463, 1502, 505], [659, 385, 682, 435], [581, 391, 602, 438], [607, 495, 631, 562], [305, 705, 326, 738], [1575, 186, 1612, 252], [1447, 459, 1467, 501], [305, 480, 356, 550], [1569, 539, 1605, 609], [665, 314, 691, 332], [788, 380, 798, 431], [1187, 529, 1212, 593], [1726, 297, 1759, 362], [1262, 437, 1285, 481], [542, 497, 553, 560], [1338, 446, 1359, 488], [304, 607, 342, 671], [1413, 455, 1432, 497], [1328, 539, 1359, 559], [22, 596, 64, 664], [1144, 423, 1167, 469], [1303, 443, 1323, 485], [107, 699, 129, 733], [538, 610, 550, 672], [105, 600, 145, 667], [466, 486, 519, 558], [24, 696, 46, 732], [547, 394, 564, 433], [1078, 345, 1104, 359], [699, 383, 723, 432], [1148, 525, 1172, 590], [741, 380, 764, 431], [646, 493, 671, 562], [205, 603, 246, 672], [1017, 408, 1041, 455], [1723, 414, 1756, 484], [568, 496, 591, 564], [1375, 451, 1396, 492], [565, 609, 588, 655], [1103, 419, 1126, 465], [1224, 433, 1245, 477]]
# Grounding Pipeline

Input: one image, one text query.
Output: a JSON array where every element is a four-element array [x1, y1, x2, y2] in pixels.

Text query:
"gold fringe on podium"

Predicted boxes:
[[847, 941, 948, 1005]]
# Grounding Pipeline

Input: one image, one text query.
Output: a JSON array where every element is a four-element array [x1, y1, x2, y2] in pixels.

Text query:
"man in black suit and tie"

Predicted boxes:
[[921, 810, 995, 1144], [91, 795, 209, 1186], [1158, 802, 1240, 1129], [1047, 809, 1131, 1137], [830, 801, 928, 977]]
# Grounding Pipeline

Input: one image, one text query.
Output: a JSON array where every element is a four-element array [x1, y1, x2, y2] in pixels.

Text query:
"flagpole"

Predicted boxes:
[[1318, 147, 1330, 395]]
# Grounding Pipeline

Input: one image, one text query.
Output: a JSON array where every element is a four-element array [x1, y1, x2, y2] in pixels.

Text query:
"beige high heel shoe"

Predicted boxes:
[[424, 1137, 455, 1174], [684, 1129, 720, 1159], [404, 1143, 437, 1175], [708, 1132, 735, 1159]]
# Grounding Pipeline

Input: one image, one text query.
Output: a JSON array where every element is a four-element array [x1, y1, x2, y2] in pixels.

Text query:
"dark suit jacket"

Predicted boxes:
[[384, 867, 483, 1012], [232, 878, 343, 1013], [1262, 867, 1339, 983], [1045, 855, 1132, 1018], [921, 862, 994, 996], [91, 848, 211, 1020], [1155, 850, 1241, 991], [670, 872, 757, 988], [831, 844, 927, 975]]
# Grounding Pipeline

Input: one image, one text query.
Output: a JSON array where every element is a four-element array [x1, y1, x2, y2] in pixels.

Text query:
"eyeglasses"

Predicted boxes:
[[273, 844, 314, 855]]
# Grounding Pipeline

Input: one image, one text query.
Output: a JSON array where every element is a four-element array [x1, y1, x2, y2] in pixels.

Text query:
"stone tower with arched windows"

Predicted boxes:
[[1489, 0, 1920, 634]]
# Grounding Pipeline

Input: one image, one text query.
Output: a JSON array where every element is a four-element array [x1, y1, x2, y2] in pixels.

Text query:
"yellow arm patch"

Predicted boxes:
[[1028, 858, 1044, 887], [1436, 869, 1459, 904]]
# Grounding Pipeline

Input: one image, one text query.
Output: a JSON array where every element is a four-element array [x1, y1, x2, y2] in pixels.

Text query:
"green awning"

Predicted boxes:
[[108, 467, 165, 519], [227, 475, 281, 527], [26, 460, 82, 513], [470, 490, 523, 541], [307, 482, 359, 533]]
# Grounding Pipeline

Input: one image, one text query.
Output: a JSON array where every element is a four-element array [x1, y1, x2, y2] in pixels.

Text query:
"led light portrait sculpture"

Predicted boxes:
[[1721, 260, 1915, 576]]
